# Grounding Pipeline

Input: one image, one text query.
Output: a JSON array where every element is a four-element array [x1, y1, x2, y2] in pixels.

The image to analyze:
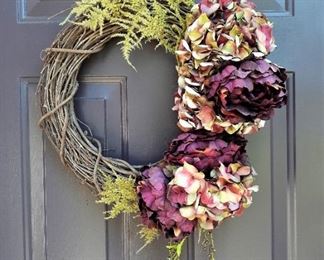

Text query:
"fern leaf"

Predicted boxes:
[[64, 0, 195, 68]]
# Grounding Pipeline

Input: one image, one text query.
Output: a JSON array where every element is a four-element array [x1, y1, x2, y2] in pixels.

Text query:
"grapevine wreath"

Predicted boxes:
[[37, 0, 287, 259]]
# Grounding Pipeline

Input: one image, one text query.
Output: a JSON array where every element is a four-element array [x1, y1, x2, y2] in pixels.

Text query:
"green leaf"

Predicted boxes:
[[167, 237, 187, 260]]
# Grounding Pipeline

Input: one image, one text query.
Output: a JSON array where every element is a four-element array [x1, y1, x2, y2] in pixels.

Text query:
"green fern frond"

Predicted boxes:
[[63, 0, 195, 68]]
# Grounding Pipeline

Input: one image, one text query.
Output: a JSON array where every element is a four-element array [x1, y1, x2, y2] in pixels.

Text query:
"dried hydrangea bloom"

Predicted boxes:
[[169, 162, 258, 230], [174, 0, 286, 134], [164, 130, 247, 173], [174, 59, 287, 134], [174, 78, 266, 134], [178, 0, 276, 66], [175, 0, 277, 91], [137, 166, 196, 241]]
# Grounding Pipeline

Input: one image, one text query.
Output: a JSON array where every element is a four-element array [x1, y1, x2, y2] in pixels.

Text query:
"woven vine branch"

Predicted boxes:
[[37, 0, 194, 194], [37, 22, 141, 193]]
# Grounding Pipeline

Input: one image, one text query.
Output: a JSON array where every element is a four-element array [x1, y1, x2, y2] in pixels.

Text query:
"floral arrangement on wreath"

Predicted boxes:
[[42, 0, 287, 259]]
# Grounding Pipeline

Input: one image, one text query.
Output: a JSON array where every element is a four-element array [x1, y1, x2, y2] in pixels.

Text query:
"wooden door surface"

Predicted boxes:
[[0, 0, 323, 259]]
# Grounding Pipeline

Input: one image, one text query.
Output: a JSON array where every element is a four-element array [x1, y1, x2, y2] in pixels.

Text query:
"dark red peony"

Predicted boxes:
[[208, 59, 287, 124], [164, 130, 247, 173], [175, 59, 287, 134]]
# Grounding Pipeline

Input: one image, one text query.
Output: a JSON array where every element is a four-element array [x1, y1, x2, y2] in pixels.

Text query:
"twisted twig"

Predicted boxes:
[[37, 22, 140, 194]]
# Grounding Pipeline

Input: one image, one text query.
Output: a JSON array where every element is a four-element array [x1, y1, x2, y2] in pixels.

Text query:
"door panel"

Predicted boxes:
[[1, 0, 323, 260], [20, 78, 125, 260]]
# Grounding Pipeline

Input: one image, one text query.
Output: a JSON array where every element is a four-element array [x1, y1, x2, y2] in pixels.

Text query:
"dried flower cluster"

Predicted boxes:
[[135, 0, 287, 258], [174, 0, 287, 134], [164, 131, 247, 172], [137, 155, 257, 241], [136, 130, 256, 242]]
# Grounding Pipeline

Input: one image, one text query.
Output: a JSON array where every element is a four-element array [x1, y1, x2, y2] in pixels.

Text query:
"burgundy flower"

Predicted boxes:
[[164, 131, 247, 173], [137, 166, 196, 240], [208, 59, 287, 124], [174, 59, 287, 134]]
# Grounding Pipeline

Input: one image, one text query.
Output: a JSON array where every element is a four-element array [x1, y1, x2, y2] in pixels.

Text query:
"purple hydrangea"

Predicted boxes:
[[137, 166, 196, 240]]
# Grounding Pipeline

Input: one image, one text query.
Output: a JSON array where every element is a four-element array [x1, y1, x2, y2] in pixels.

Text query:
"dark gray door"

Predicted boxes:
[[0, 0, 323, 259]]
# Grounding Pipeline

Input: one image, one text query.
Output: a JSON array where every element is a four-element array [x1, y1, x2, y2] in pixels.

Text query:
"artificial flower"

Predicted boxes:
[[176, 0, 276, 76], [208, 59, 287, 123], [164, 130, 247, 172], [168, 162, 258, 230], [174, 59, 286, 134], [137, 166, 196, 240]]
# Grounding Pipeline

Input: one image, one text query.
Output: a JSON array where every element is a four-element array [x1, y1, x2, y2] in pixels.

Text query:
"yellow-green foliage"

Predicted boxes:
[[166, 237, 186, 260], [138, 225, 160, 244], [97, 175, 139, 219], [64, 0, 194, 67], [136, 225, 160, 253]]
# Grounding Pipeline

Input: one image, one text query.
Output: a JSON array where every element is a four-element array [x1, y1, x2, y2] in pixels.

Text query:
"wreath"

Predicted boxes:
[[37, 0, 287, 259]]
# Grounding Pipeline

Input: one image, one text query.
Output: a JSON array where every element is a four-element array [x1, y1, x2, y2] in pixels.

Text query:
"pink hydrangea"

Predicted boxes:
[[168, 162, 258, 230]]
